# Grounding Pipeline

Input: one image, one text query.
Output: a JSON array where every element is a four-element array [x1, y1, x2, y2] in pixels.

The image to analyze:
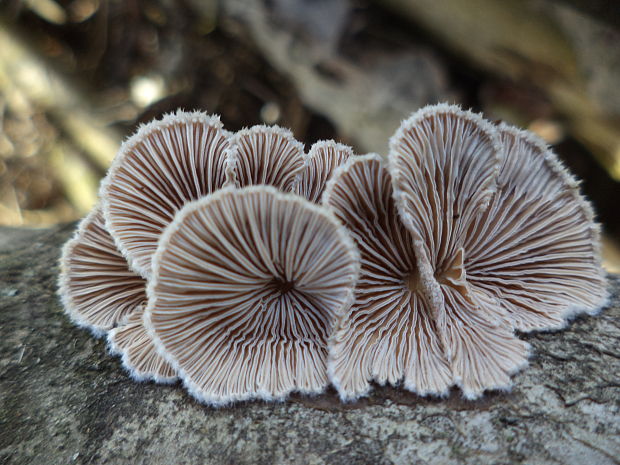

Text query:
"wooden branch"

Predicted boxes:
[[0, 225, 618, 464]]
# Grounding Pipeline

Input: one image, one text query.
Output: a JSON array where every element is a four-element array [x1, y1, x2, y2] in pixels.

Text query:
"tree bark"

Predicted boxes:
[[0, 224, 618, 465]]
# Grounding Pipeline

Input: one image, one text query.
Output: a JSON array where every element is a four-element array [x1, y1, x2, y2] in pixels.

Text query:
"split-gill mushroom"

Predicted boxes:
[[292, 140, 354, 203], [58, 205, 176, 379], [58, 103, 607, 406], [100, 110, 230, 278], [326, 102, 609, 401], [387, 105, 534, 398], [58, 206, 147, 336], [326, 103, 606, 401], [324, 154, 455, 399], [225, 125, 305, 191], [108, 306, 177, 382], [144, 185, 359, 405], [458, 123, 608, 331]]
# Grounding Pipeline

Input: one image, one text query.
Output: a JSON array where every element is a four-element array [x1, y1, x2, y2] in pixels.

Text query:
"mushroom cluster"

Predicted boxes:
[[59, 104, 607, 405]]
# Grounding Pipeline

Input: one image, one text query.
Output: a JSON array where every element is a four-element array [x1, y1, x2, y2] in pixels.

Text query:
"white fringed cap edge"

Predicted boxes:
[[142, 185, 360, 406], [99, 109, 225, 279], [106, 309, 178, 384], [223, 124, 306, 187], [291, 139, 355, 198]]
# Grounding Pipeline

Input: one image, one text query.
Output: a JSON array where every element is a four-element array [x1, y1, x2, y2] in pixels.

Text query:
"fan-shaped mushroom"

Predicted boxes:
[[292, 140, 354, 203], [325, 154, 455, 399], [145, 185, 359, 405], [59, 103, 607, 406], [326, 104, 592, 400], [58, 206, 146, 336], [108, 306, 177, 383], [59, 205, 176, 380], [225, 125, 305, 191], [459, 123, 608, 331], [387, 104, 530, 398], [100, 110, 230, 278]]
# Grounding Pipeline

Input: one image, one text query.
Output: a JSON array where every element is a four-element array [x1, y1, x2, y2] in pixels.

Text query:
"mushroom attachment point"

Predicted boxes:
[[145, 186, 359, 405], [225, 125, 305, 191], [292, 140, 354, 203], [108, 306, 177, 383], [327, 105, 569, 401], [58, 206, 146, 337], [101, 110, 230, 278], [325, 155, 455, 400]]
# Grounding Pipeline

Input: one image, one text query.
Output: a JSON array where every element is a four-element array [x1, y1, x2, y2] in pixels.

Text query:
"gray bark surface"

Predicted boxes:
[[0, 224, 618, 465]]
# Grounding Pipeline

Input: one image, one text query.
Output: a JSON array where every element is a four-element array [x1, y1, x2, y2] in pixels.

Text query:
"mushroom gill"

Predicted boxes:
[[461, 123, 609, 331], [101, 110, 229, 278], [384, 103, 606, 398], [327, 105, 541, 401], [108, 305, 177, 383], [145, 186, 359, 405], [388, 105, 530, 399], [58, 206, 146, 336], [292, 140, 354, 203], [225, 125, 305, 191], [324, 155, 453, 400], [59, 205, 176, 380]]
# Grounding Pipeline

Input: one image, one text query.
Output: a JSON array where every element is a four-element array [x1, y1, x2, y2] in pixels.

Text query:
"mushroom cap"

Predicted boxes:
[[326, 105, 533, 401], [100, 110, 229, 278], [387, 104, 534, 398], [144, 185, 359, 405], [461, 123, 608, 331], [324, 154, 453, 400], [58, 206, 146, 336], [292, 139, 354, 203], [108, 305, 176, 383], [225, 124, 305, 191], [389, 103, 503, 269]]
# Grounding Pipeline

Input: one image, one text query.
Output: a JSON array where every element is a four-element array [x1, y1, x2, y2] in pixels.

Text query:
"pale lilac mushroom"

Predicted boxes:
[[292, 140, 354, 203], [100, 110, 230, 278], [144, 186, 359, 405]]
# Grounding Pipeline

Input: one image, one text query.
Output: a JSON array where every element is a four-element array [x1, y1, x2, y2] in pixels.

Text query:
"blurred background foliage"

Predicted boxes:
[[0, 0, 619, 269]]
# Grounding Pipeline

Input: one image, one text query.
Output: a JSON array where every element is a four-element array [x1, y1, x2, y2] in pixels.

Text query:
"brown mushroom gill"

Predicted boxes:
[[462, 125, 608, 330], [328, 105, 543, 401], [59, 205, 176, 381], [325, 155, 453, 400], [293, 140, 354, 203], [145, 186, 359, 405], [226, 125, 305, 191], [108, 305, 177, 382], [101, 110, 230, 278], [58, 205, 146, 334]]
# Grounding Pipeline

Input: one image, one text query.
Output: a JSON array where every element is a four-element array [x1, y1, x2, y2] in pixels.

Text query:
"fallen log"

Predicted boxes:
[[0, 224, 618, 464]]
